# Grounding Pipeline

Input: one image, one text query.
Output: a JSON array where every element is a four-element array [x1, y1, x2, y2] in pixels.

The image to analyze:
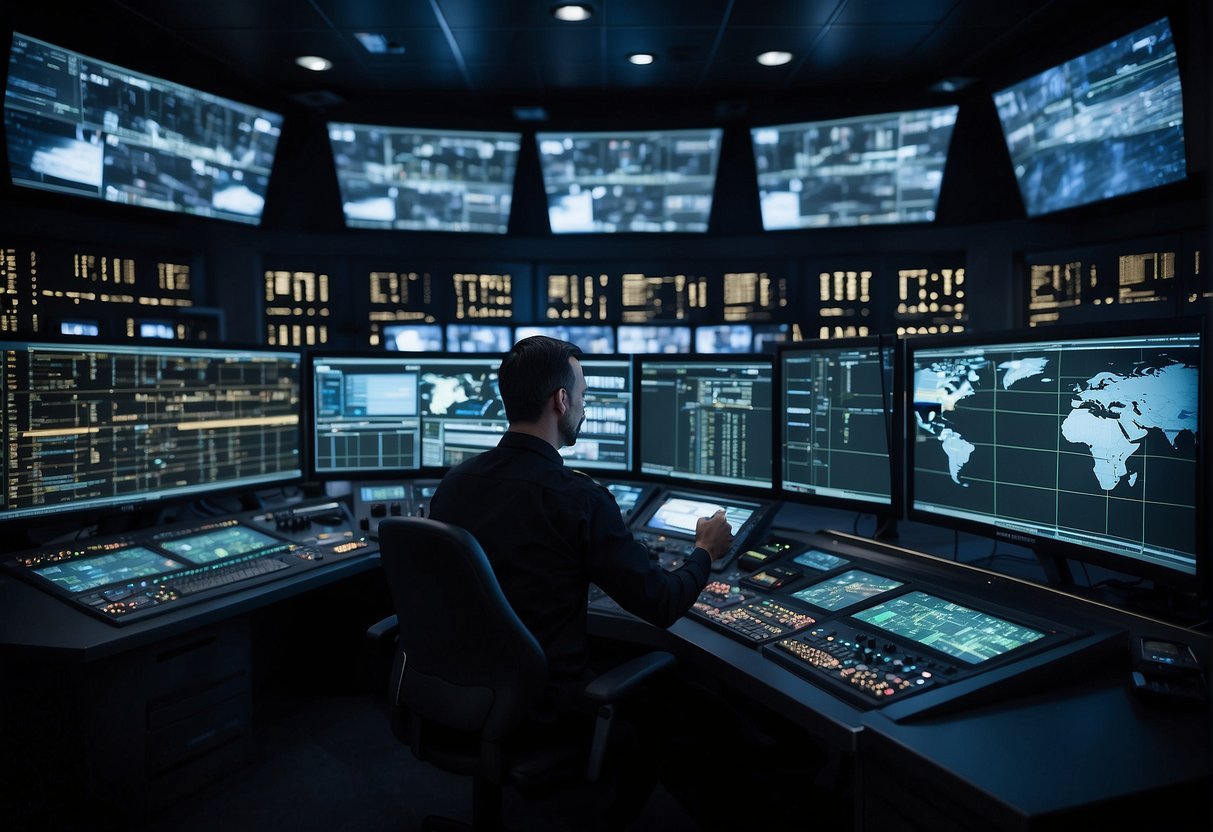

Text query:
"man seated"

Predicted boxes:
[[429, 335, 734, 825]]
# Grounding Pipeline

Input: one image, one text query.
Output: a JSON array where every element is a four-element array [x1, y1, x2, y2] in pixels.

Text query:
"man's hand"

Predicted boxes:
[[694, 510, 735, 563]]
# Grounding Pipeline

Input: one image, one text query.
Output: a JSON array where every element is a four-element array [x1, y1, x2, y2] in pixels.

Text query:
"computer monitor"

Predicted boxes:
[[309, 353, 507, 477], [138, 321, 177, 340], [536, 128, 723, 233], [59, 320, 100, 337], [5, 33, 283, 224], [327, 123, 520, 233], [695, 324, 754, 354], [752, 323, 798, 353], [559, 356, 632, 473], [907, 319, 1202, 586], [616, 325, 692, 354], [779, 337, 897, 512], [416, 356, 507, 467], [751, 105, 958, 229], [992, 17, 1186, 217], [446, 324, 512, 353], [0, 340, 302, 523], [638, 355, 774, 491], [514, 325, 616, 354], [384, 324, 444, 352], [310, 354, 425, 476]]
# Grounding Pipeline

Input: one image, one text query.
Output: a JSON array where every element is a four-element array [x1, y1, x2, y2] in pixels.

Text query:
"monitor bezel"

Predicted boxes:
[[634, 352, 776, 496], [0, 336, 304, 531], [903, 317, 1205, 592], [304, 349, 507, 481], [775, 335, 903, 517]]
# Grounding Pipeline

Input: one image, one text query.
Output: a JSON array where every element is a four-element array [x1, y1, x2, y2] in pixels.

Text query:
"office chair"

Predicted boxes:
[[368, 516, 676, 831]]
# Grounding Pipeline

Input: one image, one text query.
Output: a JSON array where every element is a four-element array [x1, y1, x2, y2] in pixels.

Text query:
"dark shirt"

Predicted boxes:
[[428, 431, 710, 690]]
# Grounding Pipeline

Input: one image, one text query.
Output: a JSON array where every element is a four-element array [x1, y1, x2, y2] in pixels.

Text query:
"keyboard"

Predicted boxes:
[[169, 555, 290, 595]]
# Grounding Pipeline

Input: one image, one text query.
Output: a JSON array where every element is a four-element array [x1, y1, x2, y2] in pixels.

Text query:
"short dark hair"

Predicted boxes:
[[499, 336, 583, 423]]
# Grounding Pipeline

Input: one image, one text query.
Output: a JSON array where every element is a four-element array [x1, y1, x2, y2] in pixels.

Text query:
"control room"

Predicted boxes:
[[0, 1, 1209, 830]]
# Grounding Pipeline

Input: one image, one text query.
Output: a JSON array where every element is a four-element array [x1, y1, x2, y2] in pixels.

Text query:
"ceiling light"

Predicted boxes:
[[552, 4, 593, 22], [756, 51, 793, 67], [354, 33, 406, 55], [627, 53, 656, 66], [295, 55, 333, 72]]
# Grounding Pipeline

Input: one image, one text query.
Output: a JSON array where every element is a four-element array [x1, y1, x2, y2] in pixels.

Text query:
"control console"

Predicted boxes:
[[765, 625, 942, 706], [5, 498, 374, 625], [630, 489, 779, 573], [351, 480, 440, 539]]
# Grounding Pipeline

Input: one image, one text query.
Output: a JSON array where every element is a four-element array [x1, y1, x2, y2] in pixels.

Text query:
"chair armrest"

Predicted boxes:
[[583, 650, 676, 704], [365, 614, 399, 642]]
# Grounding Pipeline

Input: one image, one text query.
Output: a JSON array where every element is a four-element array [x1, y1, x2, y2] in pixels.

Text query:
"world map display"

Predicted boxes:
[[912, 336, 1199, 571]]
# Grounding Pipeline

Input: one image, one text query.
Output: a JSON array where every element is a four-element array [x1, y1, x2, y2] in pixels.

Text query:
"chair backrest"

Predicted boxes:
[[377, 516, 548, 743]]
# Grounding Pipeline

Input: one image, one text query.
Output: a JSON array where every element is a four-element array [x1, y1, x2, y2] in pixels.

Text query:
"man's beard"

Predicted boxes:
[[559, 411, 585, 447]]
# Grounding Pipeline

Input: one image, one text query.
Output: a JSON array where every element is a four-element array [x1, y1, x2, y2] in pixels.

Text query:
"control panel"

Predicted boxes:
[[351, 480, 440, 539], [5, 498, 373, 625], [765, 625, 943, 707], [630, 488, 779, 573], [691, 596, 817, 644]]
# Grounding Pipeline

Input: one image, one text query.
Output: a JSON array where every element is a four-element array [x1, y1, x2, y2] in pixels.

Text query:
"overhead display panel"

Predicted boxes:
[[5, 33, 283, 224], [328, 124, 521, 233], [992, 18, 1186, 216], [752, 106, 958, 230], [536, 128, 723, 233]]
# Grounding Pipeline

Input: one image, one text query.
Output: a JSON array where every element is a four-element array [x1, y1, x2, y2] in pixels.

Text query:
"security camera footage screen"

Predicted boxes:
[[5, 33, 283, 224], [328, 123, 520, 233], [992, 17, 1186, 217], [537, 129, 722, 233], [752, 106, 958, 229]]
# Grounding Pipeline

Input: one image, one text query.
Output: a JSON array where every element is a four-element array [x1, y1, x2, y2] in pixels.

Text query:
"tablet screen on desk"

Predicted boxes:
[[852, 590, 1045, 664], [793, 569, 903, 612], [31, 547, 185, 595], [644, 496, 756, 537]]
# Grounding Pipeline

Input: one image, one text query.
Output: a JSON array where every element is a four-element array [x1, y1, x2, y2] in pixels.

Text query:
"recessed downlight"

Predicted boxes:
[[295, 55, 333, 72], [552, 4, 593, 22], [627, 53, 656, 65], [756, 50, 793, 67]]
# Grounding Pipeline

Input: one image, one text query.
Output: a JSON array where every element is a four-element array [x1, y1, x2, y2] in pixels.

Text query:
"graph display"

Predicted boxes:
[[31, 546, 184, 594], [639, 358, 773, 489], [911, 328, 1200, 574], [6, 33, 282, 224], [852, 591, 1045, 664], [752, 106, 958, 229], [792, 569, 904, 612], [158, 524, 281, 564], [781, 341, 893, 506], [1, 341, 302, 522], [328, 124, 520, 233], [993, 18, 1186, 216]]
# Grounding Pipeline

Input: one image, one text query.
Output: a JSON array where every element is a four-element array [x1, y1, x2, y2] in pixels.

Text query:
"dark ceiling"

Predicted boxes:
[[4, 0, 1190, 125]]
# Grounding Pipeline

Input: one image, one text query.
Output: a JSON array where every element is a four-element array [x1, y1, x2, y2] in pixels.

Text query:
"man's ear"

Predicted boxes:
[[554, 386, 569, 415]]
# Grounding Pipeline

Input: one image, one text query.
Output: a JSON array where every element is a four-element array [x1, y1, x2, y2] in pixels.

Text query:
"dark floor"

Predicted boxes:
[[133, 690, 703, 832]]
